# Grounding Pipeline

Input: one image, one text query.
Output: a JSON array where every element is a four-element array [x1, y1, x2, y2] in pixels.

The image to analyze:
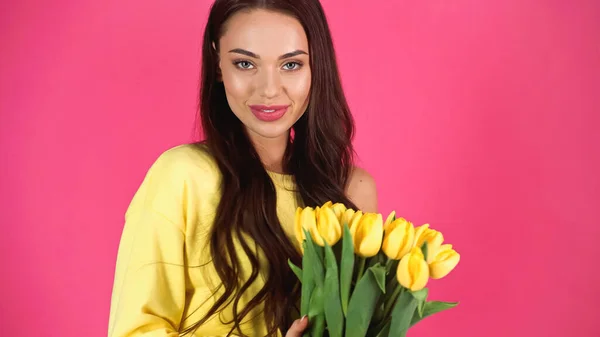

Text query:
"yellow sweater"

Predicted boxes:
[[108, 144, 301, 337]]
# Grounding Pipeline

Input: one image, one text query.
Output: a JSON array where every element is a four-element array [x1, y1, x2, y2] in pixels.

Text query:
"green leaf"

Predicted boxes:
[[288, 259, 303, 283], [370, 302, 386, 329], [384, 259, 399, 294], [410, 301, 459, 328], [339, 224, 355, 316], [308, 285, 326, 337], [388, 289, 418, 337], [410, 288, 428, 317], [374, 321, 390, 337], [371, 264, 387, 294], [323, 242, 344, 337], [301, 242, 315, 316], [345, 267, 386, 337], [368, 252, 386, 269], [303, 228, 325, 287]]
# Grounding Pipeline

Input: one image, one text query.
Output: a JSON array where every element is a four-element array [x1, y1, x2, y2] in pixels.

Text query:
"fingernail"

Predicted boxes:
[[301, 315, 308, 322]]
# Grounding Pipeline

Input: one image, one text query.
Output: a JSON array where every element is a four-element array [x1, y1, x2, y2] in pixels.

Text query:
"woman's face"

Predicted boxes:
[[217, 9, 311, 142]]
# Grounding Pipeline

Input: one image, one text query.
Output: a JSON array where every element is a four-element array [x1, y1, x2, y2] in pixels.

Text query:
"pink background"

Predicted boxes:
[[1, 0, 599, 336]]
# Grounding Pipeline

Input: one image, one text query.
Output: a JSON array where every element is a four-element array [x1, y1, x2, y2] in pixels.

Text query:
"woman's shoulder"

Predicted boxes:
[[147, 142, 220, 181], [133, 142, 222, 206], [125, 142, 222, 227], [347, 166, 378, 213]]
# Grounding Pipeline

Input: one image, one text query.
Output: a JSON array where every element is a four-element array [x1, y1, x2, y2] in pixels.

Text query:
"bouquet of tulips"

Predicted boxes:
[[288, 201, 460, 337]]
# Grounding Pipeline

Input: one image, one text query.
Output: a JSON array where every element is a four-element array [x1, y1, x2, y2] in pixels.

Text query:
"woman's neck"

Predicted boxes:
[[247, 130, 289, 174]]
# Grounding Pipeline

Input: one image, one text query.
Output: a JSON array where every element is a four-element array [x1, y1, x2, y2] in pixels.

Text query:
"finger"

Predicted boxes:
[[286, 315, 308, 337]]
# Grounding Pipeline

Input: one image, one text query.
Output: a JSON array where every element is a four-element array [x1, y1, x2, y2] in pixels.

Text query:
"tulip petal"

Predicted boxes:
[[294, 207, 304, 248], [414, 225, 444, 263], [331, 203, 347, 222], [300, 207, 323, 246], [341, 208, 356, 227], [397, 247, 429, 291], [356, 213, 383, 257], [413, 224, 430, 246], [409, 257, 429, 292], [382, 218, 415, 260], [384, 211, 396, 228], [348, 211, 363, 249], [318, 206, 342, 246], [429, 248, 460, 279]]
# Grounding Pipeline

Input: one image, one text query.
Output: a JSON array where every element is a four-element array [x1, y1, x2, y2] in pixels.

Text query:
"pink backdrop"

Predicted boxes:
[[1, 0, 599, 336]]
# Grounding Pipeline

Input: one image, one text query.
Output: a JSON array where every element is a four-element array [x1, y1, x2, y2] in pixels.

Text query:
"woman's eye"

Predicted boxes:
[[235, 61, 254, 69], [283, 62, 301, 70]]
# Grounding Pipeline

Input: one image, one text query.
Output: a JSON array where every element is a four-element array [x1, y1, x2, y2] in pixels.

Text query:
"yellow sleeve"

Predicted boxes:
[[108, 151, 191, 337]]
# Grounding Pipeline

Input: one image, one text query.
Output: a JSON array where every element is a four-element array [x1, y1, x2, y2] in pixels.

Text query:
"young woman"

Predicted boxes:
[[107, 0, 378, 336]]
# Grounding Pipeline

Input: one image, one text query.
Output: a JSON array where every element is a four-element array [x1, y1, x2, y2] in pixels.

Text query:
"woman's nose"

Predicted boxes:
[[257, 68, 282, 99]]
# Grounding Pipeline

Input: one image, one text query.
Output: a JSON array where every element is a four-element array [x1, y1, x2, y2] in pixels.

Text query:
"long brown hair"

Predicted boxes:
[[182, 0, 357, 335]]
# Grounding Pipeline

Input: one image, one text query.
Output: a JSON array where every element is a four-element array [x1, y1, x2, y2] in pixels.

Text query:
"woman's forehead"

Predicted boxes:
[[220, 9, 309, 58]]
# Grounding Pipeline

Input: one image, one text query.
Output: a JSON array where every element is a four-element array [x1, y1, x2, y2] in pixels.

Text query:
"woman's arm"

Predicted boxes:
[[108, 151, 193, 337], [108, 209, 186, 337]]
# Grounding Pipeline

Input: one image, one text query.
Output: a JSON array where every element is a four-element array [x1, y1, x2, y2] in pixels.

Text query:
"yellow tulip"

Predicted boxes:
[[349, 212, 383, 257], [429, 244, 460, 279], [294, 205, 343, 248], [414, 224, 444, 263], [382, 217, 415, 260], [341, 208, 356, 227], [348, 210, 363, 237], [397, 247, 429, 291], [321, 201, 348, 224], [315, 205, 343, 246], [294, 207, 317, 248], [331, 203, 347, 222]]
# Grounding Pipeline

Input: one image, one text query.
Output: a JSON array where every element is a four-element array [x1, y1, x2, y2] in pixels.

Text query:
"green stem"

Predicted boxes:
[[384, 257, 394, 272], [355, 257, 366, 283], [371, 286, 404, 336], [383, 284, 404, 318]]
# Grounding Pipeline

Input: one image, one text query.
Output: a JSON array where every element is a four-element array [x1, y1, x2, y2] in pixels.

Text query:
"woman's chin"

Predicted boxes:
[[245, 123, 292, 141]]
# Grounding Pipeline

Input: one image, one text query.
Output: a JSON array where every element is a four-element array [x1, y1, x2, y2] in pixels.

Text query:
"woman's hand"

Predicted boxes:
[[285, 315, 308, 337]]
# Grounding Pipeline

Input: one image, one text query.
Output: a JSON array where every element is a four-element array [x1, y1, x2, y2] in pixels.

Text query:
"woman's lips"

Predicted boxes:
[[249, 105, 290, 122]]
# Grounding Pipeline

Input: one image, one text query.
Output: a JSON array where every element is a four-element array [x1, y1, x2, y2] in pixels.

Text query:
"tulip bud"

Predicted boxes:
[[315, 205, 343, 246], [397, 247, 429, 291], [429, 244, 460, 279], [294, 207, 318, 248], [331, 203, 347, 222], [382, 218, 415, 260], [414, 224, 444, 263], [351, 212, 384, 257], [341, 208, 356, 228]]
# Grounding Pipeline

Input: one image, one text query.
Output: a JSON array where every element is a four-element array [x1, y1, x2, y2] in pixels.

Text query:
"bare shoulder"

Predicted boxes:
[[346, 166, 378, 213]]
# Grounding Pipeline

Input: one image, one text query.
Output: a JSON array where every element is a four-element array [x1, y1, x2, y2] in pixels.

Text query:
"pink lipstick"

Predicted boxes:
[[249, 104, 289, 122]]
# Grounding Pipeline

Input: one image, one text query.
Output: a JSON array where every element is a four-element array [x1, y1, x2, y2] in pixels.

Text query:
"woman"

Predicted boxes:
[[107, 0, 378, 336]]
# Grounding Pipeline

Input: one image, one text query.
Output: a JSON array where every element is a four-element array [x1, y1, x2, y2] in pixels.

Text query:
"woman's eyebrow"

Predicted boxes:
[[228, 48, 308, 59]]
